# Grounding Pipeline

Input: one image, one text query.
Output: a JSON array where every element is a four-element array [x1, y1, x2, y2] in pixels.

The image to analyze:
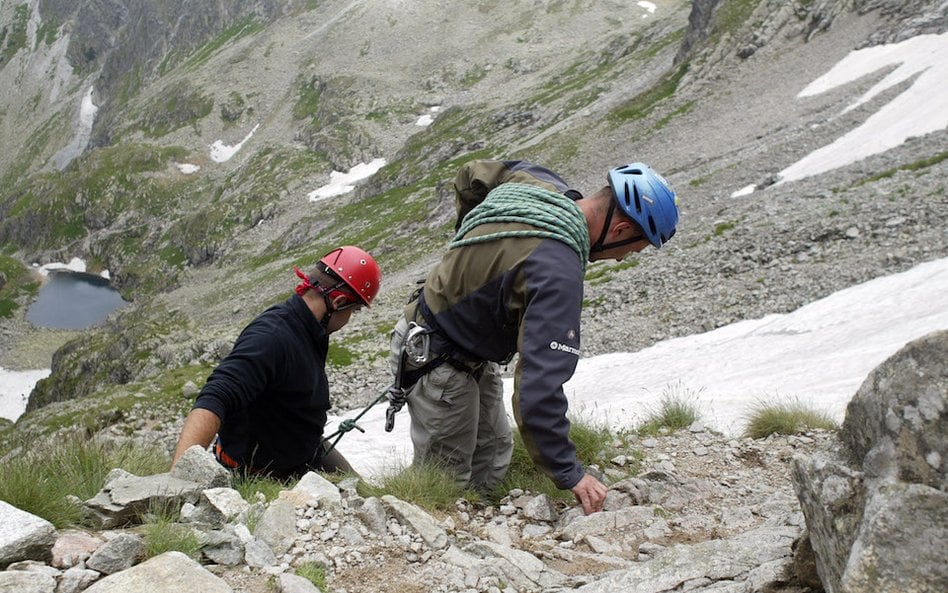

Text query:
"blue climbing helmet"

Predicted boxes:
[[607, 163, 679, 248]]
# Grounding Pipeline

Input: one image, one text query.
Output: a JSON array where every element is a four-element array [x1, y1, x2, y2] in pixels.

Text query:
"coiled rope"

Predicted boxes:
[[450, 183, 590, 271]]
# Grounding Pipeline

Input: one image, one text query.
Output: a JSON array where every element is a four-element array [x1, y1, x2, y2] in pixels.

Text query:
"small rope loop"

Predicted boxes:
[[337, 419, 364, 434], [321, 392, 390, 455]]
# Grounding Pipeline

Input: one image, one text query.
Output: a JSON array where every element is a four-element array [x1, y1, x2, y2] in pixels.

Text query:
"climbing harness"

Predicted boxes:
[[321, 321, 435, 453]]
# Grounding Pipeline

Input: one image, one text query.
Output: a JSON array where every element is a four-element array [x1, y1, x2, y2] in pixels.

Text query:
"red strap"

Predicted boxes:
[[215, 442, 241, 469], [295, 266, 355, 304], [294, 266, 316, 296]]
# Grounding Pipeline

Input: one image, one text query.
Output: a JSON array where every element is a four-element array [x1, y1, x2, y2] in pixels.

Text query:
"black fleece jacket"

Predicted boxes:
[[193, 294, 330, 475]]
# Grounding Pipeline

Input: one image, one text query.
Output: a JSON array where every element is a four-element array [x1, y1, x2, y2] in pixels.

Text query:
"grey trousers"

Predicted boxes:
[[390, 316, 513, 493]]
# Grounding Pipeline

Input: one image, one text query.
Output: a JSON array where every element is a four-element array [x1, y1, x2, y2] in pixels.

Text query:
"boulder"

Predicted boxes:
[[83, 469, 205, 529], [169, 445, 231, 489], [792, 330, 948, 593], [0, 502, 56, 568], [86, 533, 145, 575], [82, 551, 232, 593]]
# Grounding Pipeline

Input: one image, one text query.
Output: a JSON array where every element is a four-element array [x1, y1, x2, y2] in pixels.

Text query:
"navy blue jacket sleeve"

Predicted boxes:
[[511, 239, 586, 489]]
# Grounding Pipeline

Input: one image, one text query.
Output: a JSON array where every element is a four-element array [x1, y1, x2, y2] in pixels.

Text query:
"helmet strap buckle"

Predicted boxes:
[[590, 200, 618, 253]]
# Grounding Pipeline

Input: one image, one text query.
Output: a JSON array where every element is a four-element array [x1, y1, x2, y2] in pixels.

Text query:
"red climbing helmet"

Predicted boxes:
[[319, 246, 381, 306]]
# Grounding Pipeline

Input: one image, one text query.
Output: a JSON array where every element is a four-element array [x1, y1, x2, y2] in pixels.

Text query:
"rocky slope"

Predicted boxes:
[[1, 423, 837, 593], [1, 332, 942, 593]]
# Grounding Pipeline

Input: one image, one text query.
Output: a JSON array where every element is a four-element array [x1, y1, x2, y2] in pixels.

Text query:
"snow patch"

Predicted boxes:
[[51, 86, 99, 170], [34, 257, 86, 276], [777, 32, 948, 184], [415, 106, 442, 127], [0, 368, 51, 422], [308, 158, 387, 201], [210, 124, 260, 163], [731, 184, 756, 198]]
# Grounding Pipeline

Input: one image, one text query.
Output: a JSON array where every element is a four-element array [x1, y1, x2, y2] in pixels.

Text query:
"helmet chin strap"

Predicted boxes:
[[294, 266, 347, 329], [318, 292, 335, 329], [589, 200, 644, 256]]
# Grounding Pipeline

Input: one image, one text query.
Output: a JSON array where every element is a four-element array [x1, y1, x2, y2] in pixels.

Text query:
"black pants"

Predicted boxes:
[[218, 440, 356, 482]]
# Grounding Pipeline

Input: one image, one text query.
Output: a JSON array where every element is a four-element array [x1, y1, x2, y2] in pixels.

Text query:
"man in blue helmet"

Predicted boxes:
[[389, 159, 678, 514]]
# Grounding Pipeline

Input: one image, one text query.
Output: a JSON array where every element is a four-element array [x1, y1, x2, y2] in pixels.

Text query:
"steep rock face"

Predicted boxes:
[[792, 330, 948, 593], [674, 0, 721, 65], [841, 329, 947, 490], [37, 0, 305, 145], [677, 0, 946, 84], [858, 0, 948, 42]]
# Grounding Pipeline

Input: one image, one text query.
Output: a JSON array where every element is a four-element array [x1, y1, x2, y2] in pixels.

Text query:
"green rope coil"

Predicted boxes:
[[450, 183, 590, 271]]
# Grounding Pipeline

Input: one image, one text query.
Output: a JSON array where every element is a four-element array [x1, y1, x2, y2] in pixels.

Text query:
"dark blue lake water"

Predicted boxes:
[[26, 271, 128, 329]]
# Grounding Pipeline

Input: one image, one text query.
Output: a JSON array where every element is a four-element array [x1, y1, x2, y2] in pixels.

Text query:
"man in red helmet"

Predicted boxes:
[[171, 245, 381, 480]]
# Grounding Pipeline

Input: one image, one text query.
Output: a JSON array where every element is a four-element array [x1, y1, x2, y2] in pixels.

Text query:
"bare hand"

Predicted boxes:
[[570, 473, 608, 514]]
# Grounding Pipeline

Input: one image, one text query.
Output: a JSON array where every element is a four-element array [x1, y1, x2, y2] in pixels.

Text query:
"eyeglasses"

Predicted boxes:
[[334, 295, 364, 312]]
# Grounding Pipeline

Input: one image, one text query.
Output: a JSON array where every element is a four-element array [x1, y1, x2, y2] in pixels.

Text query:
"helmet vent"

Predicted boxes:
[[621, 181, 631, 207]]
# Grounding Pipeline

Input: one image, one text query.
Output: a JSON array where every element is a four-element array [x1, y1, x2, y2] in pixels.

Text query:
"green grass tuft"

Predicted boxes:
[[231, 472, 285, 504], [494, 416, 637, 502], [0, 254, 38, 317], [184, 17, 264, 70], [0, 435, 168, 528], [610, 64, 688, 123], [342, 415, 639, 509], [296, 561, 329, 590], [745, 398, 837, 439], [140, 501, 203, 560], [358, 462, 476, 511], [0, 5, 29, 64], [585, 258, 640, 285], [713, 220, 737, 236], [852, 151, 948, 187], [638, 384, 701, 436]]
